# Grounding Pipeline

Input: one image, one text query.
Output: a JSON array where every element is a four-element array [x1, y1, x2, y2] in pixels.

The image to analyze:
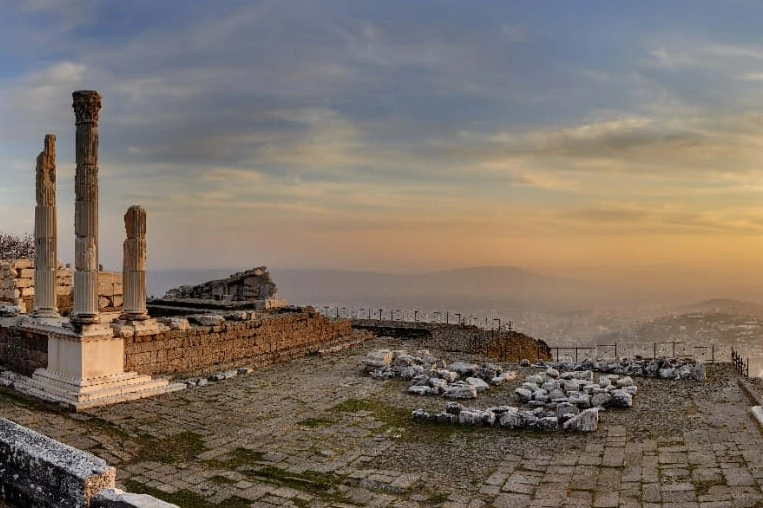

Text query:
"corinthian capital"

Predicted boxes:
[[72, 90, 102, 124]]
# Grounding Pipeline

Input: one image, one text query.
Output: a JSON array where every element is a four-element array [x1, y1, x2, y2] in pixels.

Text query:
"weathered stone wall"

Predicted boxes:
[[0, 323, 47, 376], [0, 258, 122, 314], [124, 311, 355, 376]]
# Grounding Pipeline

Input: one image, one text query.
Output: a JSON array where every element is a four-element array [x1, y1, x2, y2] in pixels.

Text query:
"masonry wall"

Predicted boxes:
[[0, 258, 122, 313], [125, 311, 355, 376], [0, 325, 47, 376]]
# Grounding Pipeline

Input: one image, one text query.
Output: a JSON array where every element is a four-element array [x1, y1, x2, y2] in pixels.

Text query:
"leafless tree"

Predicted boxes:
[[0, 232, 34, 261]]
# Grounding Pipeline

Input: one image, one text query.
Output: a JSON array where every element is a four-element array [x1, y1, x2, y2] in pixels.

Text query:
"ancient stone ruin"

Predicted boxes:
[[0, 90, 369, 506], [159, 266, 288, 311], [33, 134, 58, 318], [165, 266, 280, 300]]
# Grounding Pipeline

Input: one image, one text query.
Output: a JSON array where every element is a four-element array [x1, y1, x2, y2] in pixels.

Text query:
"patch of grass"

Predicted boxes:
[[204, 448, 354, 503], [207, 474, 235, 485], [693, 477, 725, 496], [125, 480, 251, 508], [428, 491, 450, 504], [333, 397, 468, 444], [297, 417, 334, 428], [134, 430, 206, 464], [254, 465, 342, 493]]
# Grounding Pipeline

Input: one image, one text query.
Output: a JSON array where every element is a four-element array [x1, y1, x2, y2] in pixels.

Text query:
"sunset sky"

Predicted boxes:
[[3, 1, 763, 278]]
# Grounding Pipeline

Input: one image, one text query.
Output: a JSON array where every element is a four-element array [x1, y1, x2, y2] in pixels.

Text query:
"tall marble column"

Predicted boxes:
[[32, 134, 59, 317], [71, 90, 102, 326], [121, 205, 149, 321]]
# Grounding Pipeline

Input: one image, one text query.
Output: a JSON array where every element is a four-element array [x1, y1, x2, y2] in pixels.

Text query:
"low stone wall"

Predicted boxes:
[[0, 417, 177, 508], [0, 322, 47, 376], [124, 310, 356, 376]]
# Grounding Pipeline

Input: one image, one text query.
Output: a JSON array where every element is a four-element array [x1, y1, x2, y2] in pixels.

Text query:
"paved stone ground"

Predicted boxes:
[[1, 337, 763, 507]]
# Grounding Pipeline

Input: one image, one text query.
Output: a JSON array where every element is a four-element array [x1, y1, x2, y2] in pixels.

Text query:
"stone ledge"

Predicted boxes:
[[0, 417, 115, 508], [91, 488, 179, 508]]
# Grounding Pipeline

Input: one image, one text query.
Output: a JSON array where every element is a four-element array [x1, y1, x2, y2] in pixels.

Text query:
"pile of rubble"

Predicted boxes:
[[549, 357, 706, 381], [364, 349, 516, 399], [514, 368, 637, 409], [412, 401, 600, 432]]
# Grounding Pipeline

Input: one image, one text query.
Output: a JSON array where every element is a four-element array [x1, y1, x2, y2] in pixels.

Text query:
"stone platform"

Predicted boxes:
[[0, 336, 762, 507], [4, 317, 184, 410]]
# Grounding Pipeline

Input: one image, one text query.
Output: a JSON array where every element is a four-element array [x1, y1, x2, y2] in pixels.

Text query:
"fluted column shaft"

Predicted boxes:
[[121, 205, 148, 320], [33, 134, 59, 317], [71, 90, 102, 325]]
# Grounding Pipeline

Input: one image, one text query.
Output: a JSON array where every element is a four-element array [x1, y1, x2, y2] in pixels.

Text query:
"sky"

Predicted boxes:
[[5, 1, 763, 280]]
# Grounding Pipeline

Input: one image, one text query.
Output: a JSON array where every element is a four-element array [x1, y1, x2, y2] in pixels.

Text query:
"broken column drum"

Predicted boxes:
[[71, 90, 102, 325], [121, 205, 148, 320], [32, 134, 59, 317]]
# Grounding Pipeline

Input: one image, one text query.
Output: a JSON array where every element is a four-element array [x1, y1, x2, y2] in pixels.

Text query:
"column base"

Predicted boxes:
[[118, 312, 150, 322], [7, 369, 185, 411], [70, 313, 101, 327], [31, 308, 60, 319]]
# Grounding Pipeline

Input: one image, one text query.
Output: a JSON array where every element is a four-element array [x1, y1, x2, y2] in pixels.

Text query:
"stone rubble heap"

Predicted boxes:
[[514, 368, 637, 410], [548, 356, 706, 381], [412, 401, 601, 432], [364, 349, 517, 400]]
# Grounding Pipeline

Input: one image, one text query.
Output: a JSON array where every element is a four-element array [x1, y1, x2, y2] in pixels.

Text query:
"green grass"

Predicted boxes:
[[134, 430, 206, 464], [693, 477, 725, 496], [332, 397, 473, 444], [254, 465, 342, 492]]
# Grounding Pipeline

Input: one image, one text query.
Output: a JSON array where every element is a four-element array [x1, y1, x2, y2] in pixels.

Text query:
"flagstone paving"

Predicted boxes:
[[1, 336, 762, 507]]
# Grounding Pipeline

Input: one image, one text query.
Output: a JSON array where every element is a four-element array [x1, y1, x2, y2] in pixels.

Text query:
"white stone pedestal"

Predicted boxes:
[[12, 320, 183, 410]]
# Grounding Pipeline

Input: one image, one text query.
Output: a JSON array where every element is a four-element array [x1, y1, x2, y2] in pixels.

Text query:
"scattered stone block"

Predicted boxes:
[[563, 408, 599, 432], [187, 314, 225, 326], [465, 377, 490, 393], [364, 350, 393, 372], [442, 383, 478, 399], [449, 361, 478, 377]]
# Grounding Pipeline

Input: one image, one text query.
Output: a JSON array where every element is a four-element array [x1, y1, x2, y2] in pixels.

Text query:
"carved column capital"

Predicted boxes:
[[72, 90, 102, 125]]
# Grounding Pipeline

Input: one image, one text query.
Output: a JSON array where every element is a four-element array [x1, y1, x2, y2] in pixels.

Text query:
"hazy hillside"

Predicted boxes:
[[269, 266, 597, 310]]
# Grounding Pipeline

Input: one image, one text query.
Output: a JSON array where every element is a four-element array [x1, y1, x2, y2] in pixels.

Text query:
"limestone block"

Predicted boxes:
[[112, 295, 123, 308], [0, 417, 116, 507], [442, 383, 478, 399], [188, 314, 225, 326], [18, 268, 35, 278], [99, 296, 113, 308], [91, 488, 180, 508], [13, 259, 34, 269], [563, 408, 599, 432], [56, 285, 72, 296], [14, 278, 33, 288], [20, 287, 35, 297]]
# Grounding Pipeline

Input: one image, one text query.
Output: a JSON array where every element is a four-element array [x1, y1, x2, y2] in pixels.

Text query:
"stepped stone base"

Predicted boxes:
[[8, 369, 185, 410]]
